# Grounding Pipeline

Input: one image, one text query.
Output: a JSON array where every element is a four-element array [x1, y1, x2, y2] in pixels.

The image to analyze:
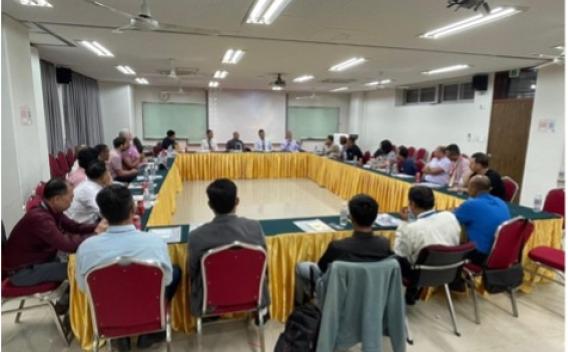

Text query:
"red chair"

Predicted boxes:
[[528, 247, 565, 286], [35, 181, 46, 197], [85, 257, 171, 352], [1, 222, 72, 344], [408, 147, 416, 158], [362, 151, 371, 164], [463, 217, 534, 324], [56, 152, 70, 175], [197, 242, 268, 351], [543, 188, 565, 227], [415, 148, 427, 161], [406, 242, 475, 336], [65, 148, 75, 169], [502, 176, 519, 202], [48, 154, 62, 178], [24, 195, 42, 212], [416, 159, 425, 173], [153, 143, 163, 156]]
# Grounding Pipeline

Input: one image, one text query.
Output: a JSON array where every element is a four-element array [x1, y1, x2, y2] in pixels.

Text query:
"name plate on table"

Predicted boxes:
[[293, 219, 335, 233], [148, 226, 182, 243], [375, 213, 403, 227]]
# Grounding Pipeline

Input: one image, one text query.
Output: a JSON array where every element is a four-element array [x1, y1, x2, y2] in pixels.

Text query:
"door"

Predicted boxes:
[[486, 98, 533, 203]]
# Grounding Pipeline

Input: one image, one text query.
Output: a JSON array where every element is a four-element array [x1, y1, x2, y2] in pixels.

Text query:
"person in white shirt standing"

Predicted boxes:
[[66, 161, 112, 224], [200, 129, 219, 152], [423, 146, 452, 186], [254, 129, 272, 152], [281, 130, 301, 152], [394, 186, 461, 304]]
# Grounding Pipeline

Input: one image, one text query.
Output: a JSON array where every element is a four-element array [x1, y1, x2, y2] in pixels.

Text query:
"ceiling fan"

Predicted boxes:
[[270, 73, 286, 90], [141, 59, 207, 81], [82, 0, 219, 35]]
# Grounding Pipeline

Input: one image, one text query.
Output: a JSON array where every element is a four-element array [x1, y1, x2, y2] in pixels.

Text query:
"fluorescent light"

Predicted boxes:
[[80, 40, 114, 57], [422, 64, 470, 75], [365, 79, 392, 86], [554, 45, 564, 51], [329, 57, 366, 72], [213, 70, 228, 79], [272, 86, 283, 91], [209, 81, 219, 88], [330, 87, 348, 92], [20, 0, 53, 7], [293, 74, 314, 83], [420, 7, 521, 39], [246, 0, 292, 25], [222, 49, 245, 64], [116, 65, 136, 75], [135, 78, 149, 85]]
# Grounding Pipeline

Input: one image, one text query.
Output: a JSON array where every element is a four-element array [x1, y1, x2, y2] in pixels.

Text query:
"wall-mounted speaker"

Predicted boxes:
[[472, 74, 489, 91], [56, 67, 72, 84]]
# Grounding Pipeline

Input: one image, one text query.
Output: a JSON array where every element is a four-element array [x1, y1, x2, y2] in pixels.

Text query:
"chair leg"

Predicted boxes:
[[465, 273, 481, 324], [443, 284, 461, 337], [14, 299, 25, 323], [48, 301, 71, 345], [509, 289, 519, 318], [93, 335, 100, 352], [258, 310, 266, 352], [405, 316, 414, 345], [196, 317, 202, 335], [166, 311, 172, 352], [531, 264, 542, 287]]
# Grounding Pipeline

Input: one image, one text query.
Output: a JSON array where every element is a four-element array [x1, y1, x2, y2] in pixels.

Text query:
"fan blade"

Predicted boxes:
[[112, 23, 137, 34], [156, 23, 219, 36], [82, 0, 137, 19]]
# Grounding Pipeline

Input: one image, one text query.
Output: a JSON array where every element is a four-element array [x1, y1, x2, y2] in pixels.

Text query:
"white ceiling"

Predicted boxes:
[[2, 0, 564, 92]]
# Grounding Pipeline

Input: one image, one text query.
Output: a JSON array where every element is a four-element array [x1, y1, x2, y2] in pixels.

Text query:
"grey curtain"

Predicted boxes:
[[62, 72, 104, 147], [40, 60, 65, 154]]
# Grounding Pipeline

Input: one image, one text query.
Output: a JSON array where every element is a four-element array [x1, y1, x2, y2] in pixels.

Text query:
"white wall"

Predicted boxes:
[[353, 77, 494, 155], [288, 92, 351, 135], [520, 65, 565, 206], [2, 16, 50, 232], [348, 91, 365, 134], [99, 82, 135, 146]]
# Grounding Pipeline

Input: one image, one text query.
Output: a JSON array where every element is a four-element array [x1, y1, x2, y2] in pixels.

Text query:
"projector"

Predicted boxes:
[[447, 0, 491, 13]]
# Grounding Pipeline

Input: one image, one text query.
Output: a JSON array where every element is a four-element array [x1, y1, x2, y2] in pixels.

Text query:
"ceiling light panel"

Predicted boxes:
[[422, 64, 470, 75], [293, 75, 314, 83], [420, 7, 521, 39], [246, 0, 293, 25], [116, 65, 136, 75], [365, 79, 392, 86], [330, 87, 348, 92], [209, 81, 219, 88], [135, 78, 149, 85], [19, 0, 53, 7], [80, 40, 114, 57], [222, 49, 245, 64], [272, 86, 284, 91], [214, 70, 228, 79], [329, 57, 366, 72]]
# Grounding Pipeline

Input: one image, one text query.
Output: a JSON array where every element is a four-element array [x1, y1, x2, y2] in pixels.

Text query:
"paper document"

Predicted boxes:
[[293, 219, 335, 233], [148, 227, 182, 243], [375, 213, 403, 228], [133, 195, 144, 202], [393, 173, 414, 179], [136, 175, 163, 181], [418, 182, 443, 189]]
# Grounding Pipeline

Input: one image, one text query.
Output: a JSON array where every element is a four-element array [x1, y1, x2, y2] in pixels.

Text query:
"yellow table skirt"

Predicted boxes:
[[69, 152, 563, 350]]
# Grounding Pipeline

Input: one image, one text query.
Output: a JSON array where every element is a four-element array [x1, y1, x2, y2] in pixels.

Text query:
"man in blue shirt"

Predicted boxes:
[[397, 146, 417, 176], [454, 175, 511, 265], [76, 184, 181, 351]]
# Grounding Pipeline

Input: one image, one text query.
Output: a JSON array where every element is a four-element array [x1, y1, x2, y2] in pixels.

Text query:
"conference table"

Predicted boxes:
[[68, 152, 563, 350]]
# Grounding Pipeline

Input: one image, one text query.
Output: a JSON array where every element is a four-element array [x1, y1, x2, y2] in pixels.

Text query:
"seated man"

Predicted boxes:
[[468, 152, 506, 201], [94, 144, 110, 164], [188, 179, 269, 317], [397, 146, 417, 176], [254, 129, 272, 152], [109, 136, 138, 183], [373, 139, 396, 161], [281, 130, 301, 152], [454, 175, 511, 265], [119, 129, 143, 169], [67, 147, 99, 187], [4, 178, 105, 316], [76, 184, 181, 351], [323, 135, 341, 159], [161, 129, 176, 150], [226, 131, 244, 151], [446, 144, 471, 188], [345, 135, 363, 162], [423, 146, 452, 186], [294, 194, 391, 306], [394, 186, 461, 304], [200, 129, 219, 151], [66, 161, 112, 224]]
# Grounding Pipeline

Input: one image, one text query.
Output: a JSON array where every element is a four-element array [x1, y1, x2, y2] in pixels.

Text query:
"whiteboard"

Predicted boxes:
[[142, 102, 207, 142], [287, 107, 340, 139], [208, 90, 286, 143]]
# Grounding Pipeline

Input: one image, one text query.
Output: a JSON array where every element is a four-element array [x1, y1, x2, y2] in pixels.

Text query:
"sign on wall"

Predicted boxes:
[[19, 106, 32, 126], [537, 119, 556, 133]]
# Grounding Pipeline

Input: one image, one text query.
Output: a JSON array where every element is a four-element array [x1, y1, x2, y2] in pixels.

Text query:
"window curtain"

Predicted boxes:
[[62, 72, 104, 147], [39, 60, 65, 154]]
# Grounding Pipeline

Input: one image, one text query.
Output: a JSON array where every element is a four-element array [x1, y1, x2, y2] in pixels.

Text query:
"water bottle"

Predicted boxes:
[[151, 162, 156, 178], [143, 165, 149, 183], [143, 187, 152, 208], [390, 162, 397, 175], [167, 145, 173, 158], [533, 194, 543, 212], [339, 203, 349, 227]]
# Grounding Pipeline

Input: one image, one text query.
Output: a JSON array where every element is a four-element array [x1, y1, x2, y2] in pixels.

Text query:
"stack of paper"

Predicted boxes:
[[293, 219, 335, 233], [375, 213, 403, 227], [148, 226, 182, 243]]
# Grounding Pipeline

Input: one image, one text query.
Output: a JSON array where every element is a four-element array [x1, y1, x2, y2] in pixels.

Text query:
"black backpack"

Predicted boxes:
[[274, 303, 321, 352]]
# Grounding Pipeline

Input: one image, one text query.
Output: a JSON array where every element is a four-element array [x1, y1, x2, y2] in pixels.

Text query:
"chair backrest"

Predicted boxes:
[[501, 176, 519, 202], [543, 188, 565, 219], [153, 143, 162, 156], [201, 242, 266, 316], [415, 148, 427, 161], [85, 258, 166, 339], [48, 154, 62, 178], [56, 152, 70, 175], [413, 242, 476, 287], [362, 151, 371, 164], [25, 195, 42, 212], [407, 146, 416, 158], [486, 217, 534, 270], [65, 148, 75, 169], [35, 181, 46, 197], [416, 159, 425, 173]]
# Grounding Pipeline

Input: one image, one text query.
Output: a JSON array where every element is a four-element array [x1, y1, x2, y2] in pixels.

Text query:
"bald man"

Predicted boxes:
[[454, 175, 511, 265], [119, 129, 142, 169]]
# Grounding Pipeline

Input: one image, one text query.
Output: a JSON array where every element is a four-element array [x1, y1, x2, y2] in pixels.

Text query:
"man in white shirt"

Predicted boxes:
[[66, 161, 112, 224], [423, 146, 452, 186], [200, 129, 218, 152], [446, 144, 471, 188], [281, 130, 301, 152], [254, 129, 272, 152], [394, 186, 461, 304]]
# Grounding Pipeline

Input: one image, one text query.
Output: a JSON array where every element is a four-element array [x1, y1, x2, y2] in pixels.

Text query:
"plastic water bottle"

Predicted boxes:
[[151, 162, 156, 178], [339, 203, 349, 227], [390, 162, 397, 175], [143, 165, 149, 183], [167, 145, 173, 158], [533, 194, 543, 212], [143, 187, 152, 208]]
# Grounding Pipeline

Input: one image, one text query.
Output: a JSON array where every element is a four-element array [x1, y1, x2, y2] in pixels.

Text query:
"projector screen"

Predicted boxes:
[[208, 90, 286, 143]]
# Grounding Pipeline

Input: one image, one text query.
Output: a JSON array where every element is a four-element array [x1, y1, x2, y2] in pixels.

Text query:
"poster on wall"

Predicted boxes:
[[20, 106, 32, 126], [537, 119, 555, 133]]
